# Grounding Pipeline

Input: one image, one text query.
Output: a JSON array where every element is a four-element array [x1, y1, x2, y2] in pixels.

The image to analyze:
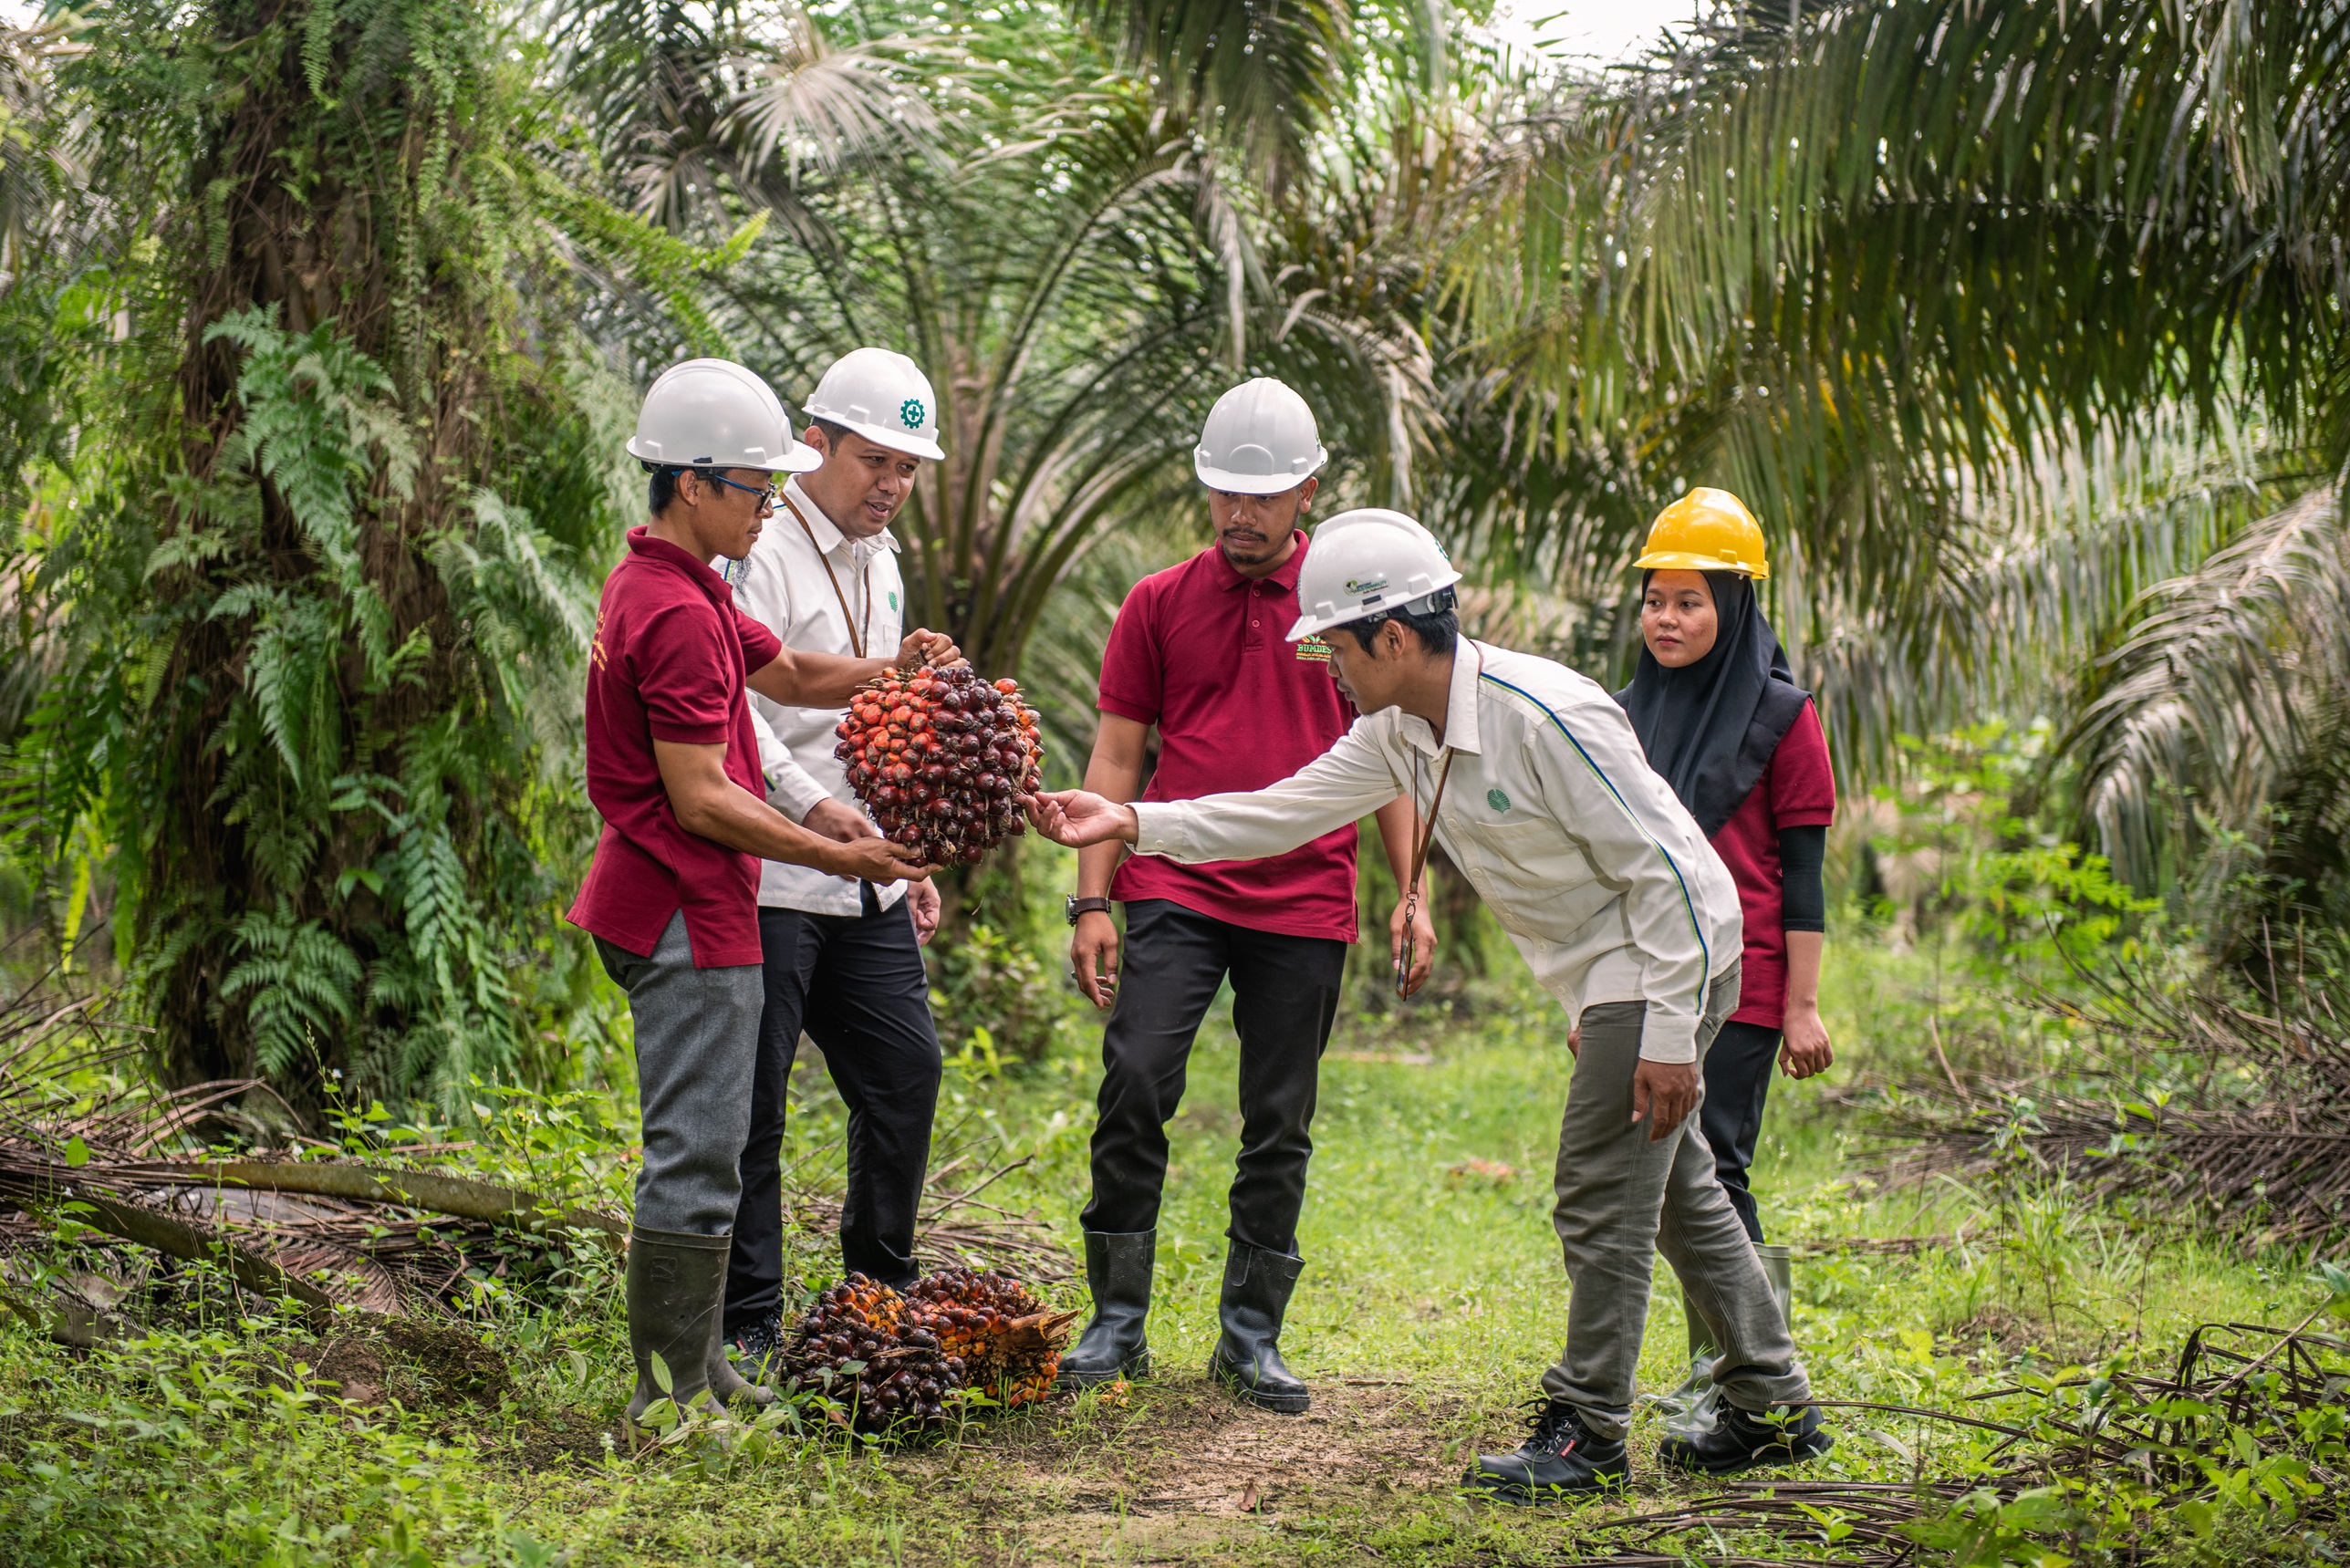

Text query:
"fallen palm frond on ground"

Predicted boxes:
[[1876, 966, 2350, 1250], [1589, 1315, 2350, 1567], [0, 971, 1066, 1334]]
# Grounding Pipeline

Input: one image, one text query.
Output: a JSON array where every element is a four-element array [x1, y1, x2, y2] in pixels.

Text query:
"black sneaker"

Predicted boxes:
[[1463, 1399, 1627, 1504], [1657, 1400, 1834, 1475], [725, 1307, 787, 1384]]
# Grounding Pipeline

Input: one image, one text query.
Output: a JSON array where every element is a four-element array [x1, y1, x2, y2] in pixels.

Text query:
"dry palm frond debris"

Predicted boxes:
[[0, 975, 1066, 1331], [1876, 966, 2350, 1249], [1586, 1319, 2349, 1567]]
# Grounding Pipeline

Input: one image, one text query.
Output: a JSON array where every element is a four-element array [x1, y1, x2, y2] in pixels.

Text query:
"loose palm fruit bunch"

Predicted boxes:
[[832, 664, 1045, 867], [775, 1267, 1076, 1432], [775, 1272, 959, 1431], [901, 1267, 1076, 1408]]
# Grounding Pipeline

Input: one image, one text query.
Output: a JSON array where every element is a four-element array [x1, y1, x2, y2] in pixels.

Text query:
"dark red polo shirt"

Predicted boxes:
[[1711, 700, 1835, 1028], [567, 527, 783, 968], [1096, 533, 1364, 942]]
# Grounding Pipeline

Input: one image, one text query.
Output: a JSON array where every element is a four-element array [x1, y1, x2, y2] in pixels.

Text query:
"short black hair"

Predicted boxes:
[[810, 416, 853, 446], [645, 462, 724, 515], [1329, 600, 1460, 658]]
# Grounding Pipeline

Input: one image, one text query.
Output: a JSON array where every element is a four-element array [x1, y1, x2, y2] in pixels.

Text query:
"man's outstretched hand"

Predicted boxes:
[[1023, 790, 1140, 849], [832, 836, 936, 885], [895, 628, 962, 670]]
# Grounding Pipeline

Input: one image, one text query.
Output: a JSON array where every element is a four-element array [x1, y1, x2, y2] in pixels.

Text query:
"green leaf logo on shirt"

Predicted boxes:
[[1487, 787, 1512, 813], [889, 590, 899, 611]]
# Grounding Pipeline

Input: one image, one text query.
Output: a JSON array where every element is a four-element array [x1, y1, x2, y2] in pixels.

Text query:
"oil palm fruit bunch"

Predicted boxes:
[[774, 1272, 959, 1431], [775, 1268, 1077, 1431], [833, 665, 1045, 866], [901, 1267, 1076, 1408]]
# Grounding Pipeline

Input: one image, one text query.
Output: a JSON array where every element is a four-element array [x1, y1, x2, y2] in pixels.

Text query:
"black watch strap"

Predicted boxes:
[[1066, 895, 1112, 926]]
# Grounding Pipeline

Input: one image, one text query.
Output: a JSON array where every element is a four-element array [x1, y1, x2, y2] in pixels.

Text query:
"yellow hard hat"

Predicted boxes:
[[1633, 488, 1771, 579]]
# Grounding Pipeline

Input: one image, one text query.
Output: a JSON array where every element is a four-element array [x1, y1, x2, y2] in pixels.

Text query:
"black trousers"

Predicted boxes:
[[1081, 898, 1348, 1257], [724, 893, 942, 1335], [1700, 1018, 1782, 1244]]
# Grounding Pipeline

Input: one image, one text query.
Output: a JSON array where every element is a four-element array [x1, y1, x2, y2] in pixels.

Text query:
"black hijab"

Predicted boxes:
[[1614, 570, 1811, 837]]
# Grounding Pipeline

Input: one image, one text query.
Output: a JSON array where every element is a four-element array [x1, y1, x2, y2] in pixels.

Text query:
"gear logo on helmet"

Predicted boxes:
[[1195, 377, 1328, 495], [804, 348, 945, 461]]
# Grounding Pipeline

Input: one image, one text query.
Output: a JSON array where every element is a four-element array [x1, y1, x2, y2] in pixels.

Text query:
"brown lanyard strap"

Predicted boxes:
[[780, 494, 871, 659], [1396, 748, 1454, 995]]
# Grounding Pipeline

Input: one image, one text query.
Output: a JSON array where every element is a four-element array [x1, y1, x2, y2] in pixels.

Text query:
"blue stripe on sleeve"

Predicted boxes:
[[1476, 672, 1711, 990]]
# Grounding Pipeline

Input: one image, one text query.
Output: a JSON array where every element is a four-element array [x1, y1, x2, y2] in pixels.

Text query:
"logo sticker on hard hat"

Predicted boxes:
[[1344, 576, 1388, 596], [899, 398, 926, 429]]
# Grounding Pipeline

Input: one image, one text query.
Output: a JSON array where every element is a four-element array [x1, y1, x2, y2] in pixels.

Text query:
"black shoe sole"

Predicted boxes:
[[1659, 1430, 1835, 1477], [1461, 1467, 1626, 1505], [1209, 1355, 1310, 1414], [1055, 1351, 1149, 1389]]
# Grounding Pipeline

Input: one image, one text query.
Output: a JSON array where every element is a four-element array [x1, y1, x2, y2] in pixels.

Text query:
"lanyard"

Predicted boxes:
[[781, 493, 873, 659], [1397, 745, 1454, 997]]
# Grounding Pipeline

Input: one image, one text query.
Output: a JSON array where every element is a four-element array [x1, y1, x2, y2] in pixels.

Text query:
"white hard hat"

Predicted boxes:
[[1287, 509, 1462, 640], [627, 358, 822, 472], [1195, 378, 1328, 495], [804, 348, 944, 460]]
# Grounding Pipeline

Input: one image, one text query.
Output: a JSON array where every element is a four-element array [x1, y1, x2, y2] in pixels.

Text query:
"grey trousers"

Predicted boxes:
[[596, 910, 764, 1236], [1541, 963, 1811, 1438]]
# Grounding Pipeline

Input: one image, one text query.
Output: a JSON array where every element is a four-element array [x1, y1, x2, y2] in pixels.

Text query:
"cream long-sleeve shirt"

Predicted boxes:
[[734, 475, 908, 916], [1130, 639, 1742, 1062]]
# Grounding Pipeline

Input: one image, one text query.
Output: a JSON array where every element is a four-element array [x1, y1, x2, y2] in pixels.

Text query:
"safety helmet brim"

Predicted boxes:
[[1284, 573, 1461, 643], [628, 433, 825, 474], [1194, 453, 1327, 496], [808, 418, 944, 462], [1632, 546, 1770, 580]]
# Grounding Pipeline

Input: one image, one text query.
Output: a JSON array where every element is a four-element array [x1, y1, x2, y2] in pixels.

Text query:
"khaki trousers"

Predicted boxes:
[[1539, 963, 1812, 1438]]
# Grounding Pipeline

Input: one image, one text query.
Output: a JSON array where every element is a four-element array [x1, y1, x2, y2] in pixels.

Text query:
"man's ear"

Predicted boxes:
[[803, 424, 831, 460]]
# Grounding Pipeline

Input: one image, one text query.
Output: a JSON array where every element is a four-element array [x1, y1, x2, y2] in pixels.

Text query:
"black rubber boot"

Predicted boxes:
[[626, 1227, 772, 1435], [1657, 1400, 1833, 1475], [1056, 1230, 1154, 1387], [724, 1304, 789, 1388], [1209, 1241, 1309, 1414], [1464, 1399, 1628, 1503]]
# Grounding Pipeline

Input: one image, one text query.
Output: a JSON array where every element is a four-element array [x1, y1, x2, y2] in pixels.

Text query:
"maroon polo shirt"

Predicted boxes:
[[1711, 700, 1836, 1029], [1097, 533, 1363, 942], [567, 526, 783, 967]]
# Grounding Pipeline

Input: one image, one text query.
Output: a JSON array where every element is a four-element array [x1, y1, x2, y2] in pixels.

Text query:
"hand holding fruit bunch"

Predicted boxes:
[[833, 664, 1045, 867]]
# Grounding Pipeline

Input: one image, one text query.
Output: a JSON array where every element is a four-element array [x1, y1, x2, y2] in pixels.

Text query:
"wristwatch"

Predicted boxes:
[[1066, 896, 1112, 926]]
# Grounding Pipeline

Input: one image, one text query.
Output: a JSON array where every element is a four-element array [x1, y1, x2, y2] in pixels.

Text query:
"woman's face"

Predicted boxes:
[[1641, 569, 1718, 669]]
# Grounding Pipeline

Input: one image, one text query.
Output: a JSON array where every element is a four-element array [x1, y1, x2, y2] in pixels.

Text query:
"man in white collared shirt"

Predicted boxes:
[[722, 348, 951, 1366], [1026, 510, 1830, 1502]]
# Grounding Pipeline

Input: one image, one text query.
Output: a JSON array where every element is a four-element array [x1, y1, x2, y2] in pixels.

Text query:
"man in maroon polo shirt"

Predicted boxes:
[[568, 359, 954, 1435], [1053, 379, 1434, 1413]]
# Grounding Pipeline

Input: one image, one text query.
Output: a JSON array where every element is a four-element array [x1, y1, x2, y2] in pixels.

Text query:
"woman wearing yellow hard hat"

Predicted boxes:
[[1611, 487, 1835, 1460]]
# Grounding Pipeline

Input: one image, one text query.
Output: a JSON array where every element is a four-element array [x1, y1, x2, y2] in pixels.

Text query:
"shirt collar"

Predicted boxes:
[[1210, 530, 1309, 592], [1398, 640, 1485, 758], [627, 525, 736, 605], [784, 476, 901, 556]]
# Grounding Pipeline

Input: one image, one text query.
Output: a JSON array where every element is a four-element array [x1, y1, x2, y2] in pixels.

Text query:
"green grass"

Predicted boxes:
[[0, 934, 2337, 1565]]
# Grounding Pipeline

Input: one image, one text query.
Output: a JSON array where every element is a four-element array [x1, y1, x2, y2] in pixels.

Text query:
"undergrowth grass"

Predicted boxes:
[[0, 931, 2337, 1565]]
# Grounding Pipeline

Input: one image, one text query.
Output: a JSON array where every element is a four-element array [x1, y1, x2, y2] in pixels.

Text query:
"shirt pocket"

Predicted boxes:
[[1442, 816, 1593, 935]]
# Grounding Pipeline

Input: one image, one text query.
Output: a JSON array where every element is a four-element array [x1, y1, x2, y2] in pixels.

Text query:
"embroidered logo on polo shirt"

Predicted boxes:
[[1487, 787, 1512, 813], [889, 590, 899, 611], [1295, 634, 1333, 663]]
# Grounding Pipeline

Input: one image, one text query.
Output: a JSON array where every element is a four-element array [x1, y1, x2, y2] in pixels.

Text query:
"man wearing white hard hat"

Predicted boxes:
[[1054, 379, 1430, 1415], [720, 348, 952, 1368], [568, 358, 957, 1438], [1026, 507, 1829, 1500]]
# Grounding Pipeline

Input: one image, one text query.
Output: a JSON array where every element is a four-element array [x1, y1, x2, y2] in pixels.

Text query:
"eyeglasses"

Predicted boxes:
[[706, 472, 780, 511]]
